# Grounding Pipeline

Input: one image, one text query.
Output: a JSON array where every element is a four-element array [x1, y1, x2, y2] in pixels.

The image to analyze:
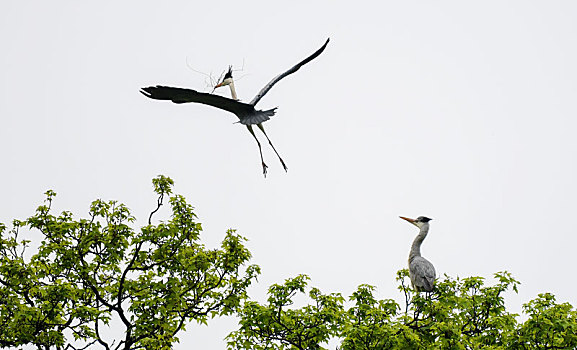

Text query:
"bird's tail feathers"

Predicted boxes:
[[237, 107, 278, 125]]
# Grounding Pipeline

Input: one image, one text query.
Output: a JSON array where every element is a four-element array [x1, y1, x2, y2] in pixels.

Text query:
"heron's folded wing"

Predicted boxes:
[[140, 86, 255, 116], [410, 257, 436, 292]]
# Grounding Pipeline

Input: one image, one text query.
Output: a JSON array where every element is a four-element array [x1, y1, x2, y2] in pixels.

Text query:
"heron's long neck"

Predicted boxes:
[[409, 224, 429, 262], [228, 81, 238, 100]]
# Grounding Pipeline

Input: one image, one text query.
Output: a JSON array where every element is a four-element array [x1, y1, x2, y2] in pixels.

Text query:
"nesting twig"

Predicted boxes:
[[185, 57, 248, 93], [185, 57, 220, 91]]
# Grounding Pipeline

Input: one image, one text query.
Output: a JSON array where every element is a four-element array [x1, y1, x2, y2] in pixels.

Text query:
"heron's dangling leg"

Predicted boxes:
[[257, 123, 288, 172], [246, 125, 268, 177]]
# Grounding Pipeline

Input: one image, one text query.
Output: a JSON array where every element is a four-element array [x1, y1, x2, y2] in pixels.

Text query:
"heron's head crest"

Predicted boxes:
[[224, 65, 233, 80], [214, 66, 235, 90], [417, 216, 432, 223]]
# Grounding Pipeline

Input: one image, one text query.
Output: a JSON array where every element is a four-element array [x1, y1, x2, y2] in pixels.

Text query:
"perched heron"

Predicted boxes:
[[140, 38, 330, 177], [399, 216, 436, 292]]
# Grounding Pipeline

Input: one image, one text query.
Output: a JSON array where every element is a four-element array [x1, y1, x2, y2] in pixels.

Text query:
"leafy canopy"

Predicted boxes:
[[228, 269, 577, 350], [2, 176, 577, 350], [0, 175, 260, 350]]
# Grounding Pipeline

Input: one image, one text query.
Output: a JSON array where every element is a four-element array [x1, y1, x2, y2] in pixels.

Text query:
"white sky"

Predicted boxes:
[[2, 1, 577, 348]]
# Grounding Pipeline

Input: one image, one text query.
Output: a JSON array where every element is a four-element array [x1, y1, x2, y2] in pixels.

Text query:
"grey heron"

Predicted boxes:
[[140, 38, 330, 177], [399, 216, 436, 292]]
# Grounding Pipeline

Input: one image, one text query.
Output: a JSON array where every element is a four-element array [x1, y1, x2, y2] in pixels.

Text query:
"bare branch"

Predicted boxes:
[[148, 192, 164, 226]]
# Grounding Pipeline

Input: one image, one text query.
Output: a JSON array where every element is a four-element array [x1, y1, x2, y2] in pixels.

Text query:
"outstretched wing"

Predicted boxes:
[[249, 38, 330, 106], [140, 86, 256, 117]]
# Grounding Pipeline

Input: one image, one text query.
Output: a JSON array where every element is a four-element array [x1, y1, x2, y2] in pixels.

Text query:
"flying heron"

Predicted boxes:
[[399, 216, 436, 292], [140, 38, 330, 177]]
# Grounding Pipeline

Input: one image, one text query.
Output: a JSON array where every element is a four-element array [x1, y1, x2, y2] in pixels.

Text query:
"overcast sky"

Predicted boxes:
[[2, 1, 577, 348]]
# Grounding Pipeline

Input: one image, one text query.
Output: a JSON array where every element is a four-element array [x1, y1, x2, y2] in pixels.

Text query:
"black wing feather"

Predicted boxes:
[[249, 38, 330, 106], [140, 86, 256, 117]]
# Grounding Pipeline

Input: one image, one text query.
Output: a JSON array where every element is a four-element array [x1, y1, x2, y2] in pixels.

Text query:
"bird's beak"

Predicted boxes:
[[214, 82, 224, 88], [399, 216, 418, 227]]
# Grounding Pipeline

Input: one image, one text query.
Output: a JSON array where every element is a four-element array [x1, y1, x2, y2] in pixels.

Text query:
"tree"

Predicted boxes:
[[3, 178, 577, 350], [0, 175, 260, 350], [228, 270, 577, 350], [227, 275, 345, 350], [513, 292, 577, 349]]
